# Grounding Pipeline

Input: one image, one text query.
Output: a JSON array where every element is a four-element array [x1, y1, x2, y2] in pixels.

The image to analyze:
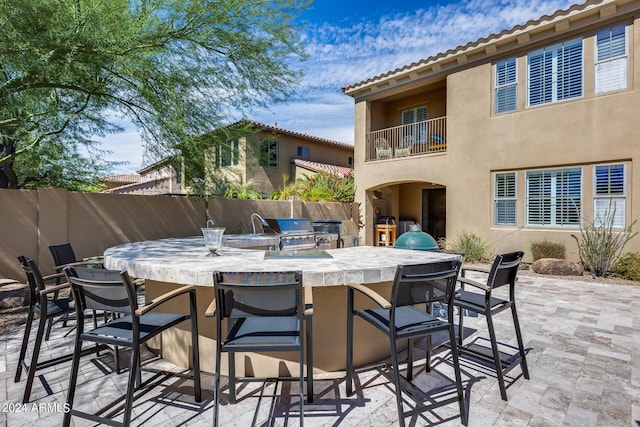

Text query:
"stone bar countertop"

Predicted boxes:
[[104, 236, 460, 287]]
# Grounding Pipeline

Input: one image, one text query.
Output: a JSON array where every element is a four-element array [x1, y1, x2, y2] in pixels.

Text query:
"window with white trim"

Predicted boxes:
[[259, 139, 278, 167], [216, 140, 239, 167], [495, 58, 517, 113], [526, 168, 581, 226], [595, 25, 627, 94], [494, 172, 517, 225], [527, 38, 583, 106], [594, 163, 626, 228]]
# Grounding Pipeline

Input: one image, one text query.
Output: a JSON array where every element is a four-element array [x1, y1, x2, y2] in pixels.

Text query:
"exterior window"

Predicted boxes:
[[527, 38, 583, 106], [216, 140, 239, 167], [595, 25, 627, 94], [594, 164, 626, 228], [495, 58, 517, 113], [297, 146, 310, 158], [259, 139, 278, 167], [526, 168, 581, 226], [401, 105, 428, 143], [348, 157, 354, 165], [494, 172, 517, 225]]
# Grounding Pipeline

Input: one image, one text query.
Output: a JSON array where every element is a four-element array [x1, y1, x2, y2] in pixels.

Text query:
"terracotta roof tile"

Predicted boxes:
[[292, 158, 352, 176], [104, 174, 142, 184], [239, 118, 353, 150]]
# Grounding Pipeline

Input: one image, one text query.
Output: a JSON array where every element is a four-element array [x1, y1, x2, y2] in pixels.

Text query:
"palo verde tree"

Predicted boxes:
[[0, 0, 308, 189]]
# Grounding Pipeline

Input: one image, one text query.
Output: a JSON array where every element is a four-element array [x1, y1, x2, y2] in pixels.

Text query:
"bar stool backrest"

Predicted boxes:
[[17, 257, 45, 306], [486, 251, 525, 292], [49, 243, 78, 267], [391, 260, 461, 322], [214, 271, 303, 319], [65, 267, 137, 315]]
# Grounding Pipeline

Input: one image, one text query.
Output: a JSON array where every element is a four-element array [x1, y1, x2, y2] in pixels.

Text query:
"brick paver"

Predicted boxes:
[[1, 274, 638, 426]]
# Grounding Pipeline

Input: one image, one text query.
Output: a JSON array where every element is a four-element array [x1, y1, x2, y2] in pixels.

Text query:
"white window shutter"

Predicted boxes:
[[494, 172, 516, 225], [595, 25, 627, 94], [594, 164, 626, 228]]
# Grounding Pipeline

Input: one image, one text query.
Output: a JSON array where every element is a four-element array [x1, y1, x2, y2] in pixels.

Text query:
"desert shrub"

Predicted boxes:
[[572, 201, 637, 277], [447, 232, 492, 263], [530, 239, 566, 261], [613, 252, 640, 281]]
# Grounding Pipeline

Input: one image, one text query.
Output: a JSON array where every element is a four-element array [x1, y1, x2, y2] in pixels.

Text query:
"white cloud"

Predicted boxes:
[[252, 0, 576, 146], [103, 0, 577, 171], [99, 130, 145, 174]]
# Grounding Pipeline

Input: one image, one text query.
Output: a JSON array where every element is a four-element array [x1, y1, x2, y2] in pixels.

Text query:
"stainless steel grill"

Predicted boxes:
[[264, 218, 330, 250], [313, 219, 343, 248]]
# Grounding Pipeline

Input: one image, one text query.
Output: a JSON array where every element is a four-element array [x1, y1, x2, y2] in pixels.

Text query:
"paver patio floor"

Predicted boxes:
[[1, 274, 638, 426]]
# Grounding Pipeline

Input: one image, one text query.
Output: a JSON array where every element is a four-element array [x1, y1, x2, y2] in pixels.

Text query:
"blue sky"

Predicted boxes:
[[106, 0, 577, 173]]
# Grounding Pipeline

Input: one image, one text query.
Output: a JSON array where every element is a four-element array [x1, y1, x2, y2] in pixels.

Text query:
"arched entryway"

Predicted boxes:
[[365, 181, 446, 246]]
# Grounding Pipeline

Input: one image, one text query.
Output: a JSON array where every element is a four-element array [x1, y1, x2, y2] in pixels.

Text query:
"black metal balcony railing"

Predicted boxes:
[[365, 117, 446, 161]]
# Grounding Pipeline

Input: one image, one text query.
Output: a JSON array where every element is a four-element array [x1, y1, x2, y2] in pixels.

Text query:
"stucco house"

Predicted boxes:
[[104, 159, 184, 195], [207, 119, 354, 196], [343, 0, 639, 261], [106, 119, 353, 197]]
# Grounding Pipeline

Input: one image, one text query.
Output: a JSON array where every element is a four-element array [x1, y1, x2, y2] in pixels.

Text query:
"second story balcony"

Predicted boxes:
[[365, 117, 446, 162]]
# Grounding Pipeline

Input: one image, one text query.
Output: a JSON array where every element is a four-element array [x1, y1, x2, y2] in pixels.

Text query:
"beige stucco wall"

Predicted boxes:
[[0, 189, 358, 280], [353, 13, 640, 262], [243, 130, 353, 194]]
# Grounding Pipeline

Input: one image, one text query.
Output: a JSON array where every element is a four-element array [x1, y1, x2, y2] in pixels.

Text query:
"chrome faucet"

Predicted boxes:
[[206, 219, 215, 228], [250, 213, 269, 235]]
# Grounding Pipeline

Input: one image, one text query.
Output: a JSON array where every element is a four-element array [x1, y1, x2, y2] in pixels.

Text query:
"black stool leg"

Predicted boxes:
[[122, 343, 139, 427], [15, 308, 34, 382], [390, 336, 405, 427], [487, 312, 508, 400], [511, 303, 530, 379], [62, 328, 84, 427], [22, 313, 47, 403], [345, 288, 355, 396], [228, 351, 236, 403], [305, 314, 314, 403], [190, 294, 202, 402], [449, 324, 468, 426]]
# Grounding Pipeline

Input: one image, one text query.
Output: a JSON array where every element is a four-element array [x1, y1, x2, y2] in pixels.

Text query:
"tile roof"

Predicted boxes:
[[104, 174, 142, 184], [292, 158, 352, 176], [137, 158, 173, 175], [239, 118, 353, 150], [103, 176, 173, 194], [342, 0, 615, 94]]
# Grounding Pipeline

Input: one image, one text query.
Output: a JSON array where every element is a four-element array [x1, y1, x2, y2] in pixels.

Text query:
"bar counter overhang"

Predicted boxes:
[[104, 237, 460, 376]]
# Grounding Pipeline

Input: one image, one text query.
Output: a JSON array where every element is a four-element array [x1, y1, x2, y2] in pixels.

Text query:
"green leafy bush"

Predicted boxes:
[[447, 232, 492, 263], [222, 180, 262, 199], [530, 239, 566, 261], [613, 252, 640, 281], [272, 171, 354, 202]]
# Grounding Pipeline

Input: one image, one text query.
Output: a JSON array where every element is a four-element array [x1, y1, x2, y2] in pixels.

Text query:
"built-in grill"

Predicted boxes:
[[313, 219, 343, 248], [264, 218, 330, 251]]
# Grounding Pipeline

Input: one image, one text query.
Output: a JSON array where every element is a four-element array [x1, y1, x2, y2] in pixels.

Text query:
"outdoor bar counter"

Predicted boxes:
[[104, 237, 460, 376]]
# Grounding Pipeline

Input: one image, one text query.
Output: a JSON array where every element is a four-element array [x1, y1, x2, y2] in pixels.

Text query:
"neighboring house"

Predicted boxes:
[[208, 119, 354, 195], [343, 0, 639, 260], [103, 174, 141, 191], [104, 158, 185, 195], [105, 120, 353, 196]]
